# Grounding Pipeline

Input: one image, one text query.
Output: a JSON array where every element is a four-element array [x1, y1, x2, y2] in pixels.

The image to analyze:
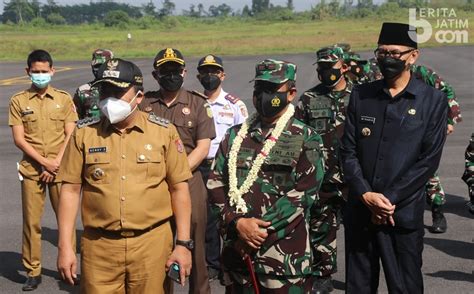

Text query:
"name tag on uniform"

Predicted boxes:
[[21, 110, 34, 116], [360, 115, 376, 124], [88, 147, 107, 153]]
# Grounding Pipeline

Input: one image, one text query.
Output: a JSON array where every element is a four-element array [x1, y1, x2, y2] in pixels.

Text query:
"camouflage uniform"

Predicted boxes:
[[294, 46, 351, 280], [207, 60, 325, 293], [462, 133, 474, 214], [73, 49, 114, 119]]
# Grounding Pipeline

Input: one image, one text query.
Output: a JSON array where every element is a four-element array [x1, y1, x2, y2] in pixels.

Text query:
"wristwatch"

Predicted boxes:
[[176, 239, 194, 250]]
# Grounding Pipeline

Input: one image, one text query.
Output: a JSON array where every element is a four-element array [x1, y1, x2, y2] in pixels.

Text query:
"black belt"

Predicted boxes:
[[92, 218, 170, 238]]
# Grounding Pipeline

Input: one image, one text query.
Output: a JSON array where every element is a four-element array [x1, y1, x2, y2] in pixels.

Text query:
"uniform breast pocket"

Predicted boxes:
[[216, 115, 233, 126], [136, 152, 163, 182], [50, 112, 65, 132], [400, 119, 424, 141], [21, 114, 38, 133], [85, 153, 110, 184]]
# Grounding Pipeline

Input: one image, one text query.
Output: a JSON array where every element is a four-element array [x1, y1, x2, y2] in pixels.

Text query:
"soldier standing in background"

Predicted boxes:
[[208, 59, 325, 293], [140, 48, 215, 294], [462, 133, 474, 214], [294, 46, 352, 293], [195, 54, 248, 282], [73, 49, 114, 119]]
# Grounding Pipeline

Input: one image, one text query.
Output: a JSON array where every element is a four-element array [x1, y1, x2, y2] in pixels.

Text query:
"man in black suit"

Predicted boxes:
[[341, 22, 448, 294]]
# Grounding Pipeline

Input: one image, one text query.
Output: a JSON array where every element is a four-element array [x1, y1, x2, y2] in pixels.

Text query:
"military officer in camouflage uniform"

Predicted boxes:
[[73, 49, 114, 119], [294, 46, 352, 293], [462, 133, 474, 214], [355, 57, 462, 233], [208, 59, 325, 293]]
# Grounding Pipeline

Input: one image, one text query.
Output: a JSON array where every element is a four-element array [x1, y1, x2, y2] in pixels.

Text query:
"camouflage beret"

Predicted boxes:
[[91, 49, 114, 66], [316, 46, 345, 63], [254, 59, 297, 84]]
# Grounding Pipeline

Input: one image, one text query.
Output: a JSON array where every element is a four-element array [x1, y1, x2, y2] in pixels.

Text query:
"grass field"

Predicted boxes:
[[1, 13, 473, 61]]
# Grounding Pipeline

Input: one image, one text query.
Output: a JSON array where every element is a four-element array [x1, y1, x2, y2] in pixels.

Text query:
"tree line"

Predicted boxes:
[[1, 0, 471, 27]]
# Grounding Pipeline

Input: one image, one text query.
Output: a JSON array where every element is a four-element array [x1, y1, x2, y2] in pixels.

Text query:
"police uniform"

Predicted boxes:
[[341, 23, 448, 293], [8, 86, 78, 278], [59, 59, 192, 293], [141, 48, 216, 294]]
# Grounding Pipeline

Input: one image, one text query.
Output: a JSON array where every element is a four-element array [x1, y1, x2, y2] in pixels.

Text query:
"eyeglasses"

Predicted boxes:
[[374, 48, 415, 59]]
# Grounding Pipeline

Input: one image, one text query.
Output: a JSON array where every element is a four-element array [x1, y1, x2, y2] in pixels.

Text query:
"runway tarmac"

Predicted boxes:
[[0, 45, 472, 293]]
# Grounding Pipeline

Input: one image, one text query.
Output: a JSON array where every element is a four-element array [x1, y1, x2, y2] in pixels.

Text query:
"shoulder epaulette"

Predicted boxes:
[[144, 90, 160, 99], [189, 90, 208, 99], [148, 112, 169, 128], [224, 93, 241, 104], [53, 88, 71, 96], [77, 116, 101, 128], [11, 90, 27, 98]]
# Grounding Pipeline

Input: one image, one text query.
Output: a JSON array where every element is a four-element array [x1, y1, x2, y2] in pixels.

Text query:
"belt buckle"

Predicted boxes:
[[120, 231, 135, 237]]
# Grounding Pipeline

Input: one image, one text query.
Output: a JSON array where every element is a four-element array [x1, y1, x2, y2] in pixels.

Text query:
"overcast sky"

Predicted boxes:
[[0, 0, 324, 14]]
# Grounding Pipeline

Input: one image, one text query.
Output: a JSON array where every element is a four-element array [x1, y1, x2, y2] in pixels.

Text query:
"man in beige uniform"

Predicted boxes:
[[8, 49, 78, 291], [140, 48, 215, 294], [56, 58, 193, 294]]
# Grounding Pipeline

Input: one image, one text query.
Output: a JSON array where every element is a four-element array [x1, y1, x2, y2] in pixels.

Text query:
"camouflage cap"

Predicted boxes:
[[315, 46, 345, 64], [333, 43, 352, 53], [91, 49, 114, 66], [254, 59, 297, 84]]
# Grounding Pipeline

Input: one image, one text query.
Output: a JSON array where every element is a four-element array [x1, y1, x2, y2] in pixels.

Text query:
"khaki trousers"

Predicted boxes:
[[21, 178, 76, 277], [80, 222, 173, 294]]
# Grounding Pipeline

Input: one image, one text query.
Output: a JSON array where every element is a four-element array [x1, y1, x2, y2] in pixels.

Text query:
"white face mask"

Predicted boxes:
[[99, 91, 140, 124]]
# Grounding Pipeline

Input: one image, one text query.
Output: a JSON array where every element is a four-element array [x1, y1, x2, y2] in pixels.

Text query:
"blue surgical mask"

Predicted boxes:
[[30, 73, 51, 89]]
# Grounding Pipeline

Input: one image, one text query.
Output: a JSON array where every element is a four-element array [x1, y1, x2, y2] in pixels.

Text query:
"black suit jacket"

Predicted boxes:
[[341, 75, 448, 229]]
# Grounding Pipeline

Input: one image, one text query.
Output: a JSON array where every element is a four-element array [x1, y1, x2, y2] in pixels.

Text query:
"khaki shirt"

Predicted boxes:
[[58, 111, 192, 230], [8, 86, 78, 180], [141, 89, 216, 155]]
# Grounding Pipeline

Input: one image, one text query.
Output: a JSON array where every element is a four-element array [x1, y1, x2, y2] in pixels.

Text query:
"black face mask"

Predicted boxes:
[[92, 66, 101, 79], [318, 68, 343, 87], [200, 74, 221, 91], [377, 57, 406, 80], [254, 90, 289, 118], [350, 65, 364, 78], [158, 74, 184, 92]]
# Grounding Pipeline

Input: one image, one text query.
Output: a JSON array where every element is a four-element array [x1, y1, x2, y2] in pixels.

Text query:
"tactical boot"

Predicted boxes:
[[429, 205, 447, 233], [311, 276, 334, 294]]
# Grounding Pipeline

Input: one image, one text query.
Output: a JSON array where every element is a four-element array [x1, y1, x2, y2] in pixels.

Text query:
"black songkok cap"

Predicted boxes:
[[378, 22, 418, 49]]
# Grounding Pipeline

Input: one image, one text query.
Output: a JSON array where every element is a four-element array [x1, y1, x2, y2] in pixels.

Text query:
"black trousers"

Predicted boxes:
[[345, 222, 424, 294], [200, 162, 221, 270]]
